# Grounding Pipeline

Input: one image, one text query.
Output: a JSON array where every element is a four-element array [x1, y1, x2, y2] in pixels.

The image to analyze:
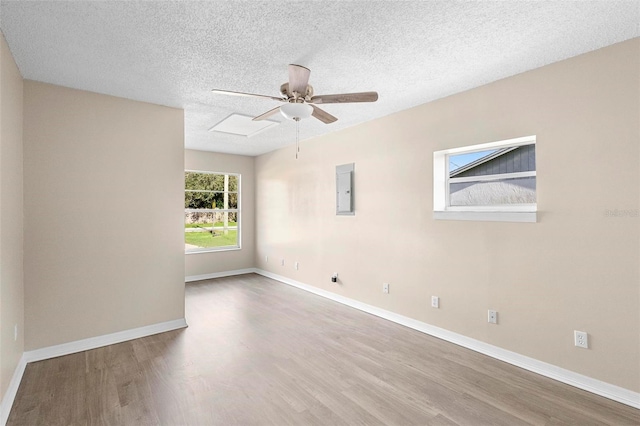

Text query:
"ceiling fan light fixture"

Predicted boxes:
[[280, 102, 313, 121]]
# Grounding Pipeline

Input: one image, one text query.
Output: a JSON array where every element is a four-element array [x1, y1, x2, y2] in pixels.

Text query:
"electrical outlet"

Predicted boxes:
[[488, 310, 498, 324], [574, 330, 589, 349], [294, 261, 299, 270], [265, 255, 268, 262], [14, 324, 17, 341], [431, 296, 439, 308], [383, 283, 389, 294], [281, 259, 285, 266]]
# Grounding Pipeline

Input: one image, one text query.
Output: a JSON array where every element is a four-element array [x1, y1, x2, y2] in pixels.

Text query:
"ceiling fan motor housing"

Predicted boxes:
[[280, 83, 313, 100]]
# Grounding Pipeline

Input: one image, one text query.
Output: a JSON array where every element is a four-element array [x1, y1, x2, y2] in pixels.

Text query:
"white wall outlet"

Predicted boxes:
[[265, 255, 268, 262], [488, 310, 498, 324], [574, 330, 589, 349], [294, 261, 299, 270], [383, 283, 389, 294], [281, 258, 285, 266], [431, 296, 439, 308], [14, 324, 18, 341]]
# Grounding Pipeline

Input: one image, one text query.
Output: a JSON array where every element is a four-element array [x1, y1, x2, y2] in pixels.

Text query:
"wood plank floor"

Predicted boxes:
[[8, 274, 640, 425]]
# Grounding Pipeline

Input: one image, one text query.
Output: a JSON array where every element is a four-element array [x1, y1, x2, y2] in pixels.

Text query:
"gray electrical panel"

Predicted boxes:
[[336, 163, 354, 215]]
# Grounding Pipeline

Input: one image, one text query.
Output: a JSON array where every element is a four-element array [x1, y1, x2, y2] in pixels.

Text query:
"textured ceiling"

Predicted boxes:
[[1, 1, 638, 156]]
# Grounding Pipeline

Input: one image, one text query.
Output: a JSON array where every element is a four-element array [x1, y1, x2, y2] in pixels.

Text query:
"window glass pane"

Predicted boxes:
[[449, 176, 536, 206], [227, 193, 238, 209], [185, 172, 222, 191], [206, 192, 238, 209], [449, 149, 497, 174], [185, 212, 214, 230], [228, 212, 238, 223], [228, 175, 239, 192], [449, 145, 535, 178], [185, 191, 217, 209], [191, 192, 237, 209], [185, 212, 238, 249], [212, 211, 238, 227], [212, 193, 225, 209]]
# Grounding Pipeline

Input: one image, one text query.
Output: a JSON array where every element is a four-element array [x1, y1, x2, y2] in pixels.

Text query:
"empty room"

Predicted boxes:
[[1, 1, 639, 425]]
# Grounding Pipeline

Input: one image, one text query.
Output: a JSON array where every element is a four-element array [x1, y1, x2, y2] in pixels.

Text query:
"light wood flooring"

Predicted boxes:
[[8, 274, 640, 425]]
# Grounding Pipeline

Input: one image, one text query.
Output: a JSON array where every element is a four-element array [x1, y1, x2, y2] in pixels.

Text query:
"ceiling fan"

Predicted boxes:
[[211, 64, 378, 124]]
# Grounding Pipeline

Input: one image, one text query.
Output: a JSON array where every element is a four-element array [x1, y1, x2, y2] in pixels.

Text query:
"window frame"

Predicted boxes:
[[433, 135, 537, 222], [184, 169, 241, 254]]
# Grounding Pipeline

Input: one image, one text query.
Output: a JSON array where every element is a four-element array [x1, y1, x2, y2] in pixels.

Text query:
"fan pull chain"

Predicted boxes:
[[295, 118, 300, 159]]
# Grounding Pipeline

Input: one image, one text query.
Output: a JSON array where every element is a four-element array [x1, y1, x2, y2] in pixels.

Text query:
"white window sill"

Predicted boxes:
[[185, 246, 241, 255], [433, 210, 537, 223]]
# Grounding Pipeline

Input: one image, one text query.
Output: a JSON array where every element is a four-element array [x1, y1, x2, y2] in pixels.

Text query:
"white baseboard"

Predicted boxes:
[[185, 268, 257, 283], [255, 269, 640, 410], [1, 354, 26, 426], [1, 318, 187, 425], [23, 318, 188, 363]]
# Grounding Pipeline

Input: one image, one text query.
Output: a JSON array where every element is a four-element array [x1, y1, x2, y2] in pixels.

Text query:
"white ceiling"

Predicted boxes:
[[1, 1, 638, 156]]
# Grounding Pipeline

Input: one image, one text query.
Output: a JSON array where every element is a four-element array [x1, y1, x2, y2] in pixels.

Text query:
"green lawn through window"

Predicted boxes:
[[185, 222, 237, 228], [185, 230, 238, 248]]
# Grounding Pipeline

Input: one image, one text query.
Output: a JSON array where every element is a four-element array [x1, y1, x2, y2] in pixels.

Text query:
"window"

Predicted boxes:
[[433, 135, 536, 222], [185, 171, 240, 252]]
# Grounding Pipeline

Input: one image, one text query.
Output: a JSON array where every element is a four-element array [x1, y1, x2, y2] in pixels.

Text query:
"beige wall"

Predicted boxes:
[[23, 81, 185, 350], [256, 39, 640, 392], [185, 149, 255, 277], [0, 32, 24, 404]]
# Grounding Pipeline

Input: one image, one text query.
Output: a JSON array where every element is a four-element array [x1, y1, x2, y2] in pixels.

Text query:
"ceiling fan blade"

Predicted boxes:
[[252, 106, 281, 121], [288, 64, 311, 96], [310, 91, 378, 104], [311, 105, 338, 124], [211, 89, 284, 102]]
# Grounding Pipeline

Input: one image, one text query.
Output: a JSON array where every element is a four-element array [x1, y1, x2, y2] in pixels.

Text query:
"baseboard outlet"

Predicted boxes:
[[185, 268, 257, 283], [0, 354, 27, 426], [23, 318, 188, 363], [254, 269, 640, 410]]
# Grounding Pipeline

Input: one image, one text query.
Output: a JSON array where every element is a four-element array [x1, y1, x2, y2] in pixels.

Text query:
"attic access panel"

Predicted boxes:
[[209, 114, 279, 137]]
